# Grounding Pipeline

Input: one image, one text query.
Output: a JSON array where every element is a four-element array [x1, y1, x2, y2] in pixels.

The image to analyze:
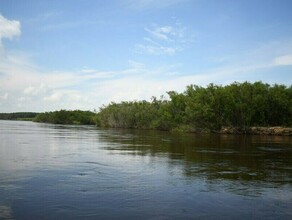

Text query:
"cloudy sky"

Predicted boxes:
[[0, 0, 292, 112]]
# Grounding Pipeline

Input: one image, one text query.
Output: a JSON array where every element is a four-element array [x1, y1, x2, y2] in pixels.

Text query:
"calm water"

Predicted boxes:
[[0, 120, 291, 219]]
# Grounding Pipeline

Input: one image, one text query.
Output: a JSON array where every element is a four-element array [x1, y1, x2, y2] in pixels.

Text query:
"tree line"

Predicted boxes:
[[1, 82, 291, 131], [33, 110, 96, 125], [96, 82, 291, 132], [0, 112, 38, 121]]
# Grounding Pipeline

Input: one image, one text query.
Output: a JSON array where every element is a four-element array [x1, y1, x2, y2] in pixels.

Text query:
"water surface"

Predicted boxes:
[[0, 120, 291, 219]]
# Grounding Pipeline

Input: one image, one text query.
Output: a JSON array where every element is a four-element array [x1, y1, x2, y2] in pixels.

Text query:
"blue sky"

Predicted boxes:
[[0, 0, 292, 112]]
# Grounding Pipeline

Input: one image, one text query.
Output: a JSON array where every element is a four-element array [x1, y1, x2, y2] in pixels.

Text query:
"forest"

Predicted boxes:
[[33, 110, 96, 125], [0, 112, 38, 121], [96, 82, 291, 132], [1, 82, 291, 132]]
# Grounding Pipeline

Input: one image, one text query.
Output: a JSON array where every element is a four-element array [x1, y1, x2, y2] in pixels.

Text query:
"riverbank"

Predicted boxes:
[[1, 117, 291, 136], [0, 112, 38, 121], [219, 126, 292, 136], [97, 82, 291, 134]]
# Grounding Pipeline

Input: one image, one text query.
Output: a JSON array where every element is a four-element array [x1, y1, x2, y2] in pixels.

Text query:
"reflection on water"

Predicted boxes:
[[0, 120, 291, 219], [99, 130, 292, 185]]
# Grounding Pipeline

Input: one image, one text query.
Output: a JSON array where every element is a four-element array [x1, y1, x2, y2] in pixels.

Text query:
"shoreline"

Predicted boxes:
[[1, 119, 291, 136], [218, 126, 292, 136]]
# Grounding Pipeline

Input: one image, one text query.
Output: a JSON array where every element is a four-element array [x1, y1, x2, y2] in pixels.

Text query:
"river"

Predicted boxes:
[[0, 120, 291, 219]]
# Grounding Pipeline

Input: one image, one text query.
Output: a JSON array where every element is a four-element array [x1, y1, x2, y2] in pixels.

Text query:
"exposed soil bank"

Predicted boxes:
[[219, 127, 292, 136]]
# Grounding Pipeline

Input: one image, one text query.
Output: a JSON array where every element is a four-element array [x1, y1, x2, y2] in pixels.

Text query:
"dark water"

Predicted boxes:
[[0, 120, 291, 219]]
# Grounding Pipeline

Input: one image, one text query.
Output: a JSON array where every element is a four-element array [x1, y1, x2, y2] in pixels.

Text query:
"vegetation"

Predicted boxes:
[[0, 112, 38, 121], [33, 110, 96, 125], [1, 82, 290, 133], [96, 82, 292, 132]]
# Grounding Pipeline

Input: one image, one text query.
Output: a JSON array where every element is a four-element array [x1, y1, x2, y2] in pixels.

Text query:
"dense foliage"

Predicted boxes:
[[96, 82, 292, 131], [0, 112, 38, 121], [33, 110, 96, 125], [2, 82, 290, 132]]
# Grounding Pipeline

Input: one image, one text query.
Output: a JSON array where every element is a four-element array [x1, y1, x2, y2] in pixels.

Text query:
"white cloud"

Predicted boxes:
[[211, 40, 292, 72], [0, 13, 291, 112], [128, 60, 145, 69], [135, 21, 192, 56], [145, 25, 185, 42], [0, 14, 21, 44], [1, 46, 291, 112], [135, 44, 180, 55], [18, 96, 30, 102], [23, 83, 47, 96], [81, 68, 97, 73], [0, 93, 8, 100], [1, 38, 291, 112], [273, 55, 292, 66], [0, 42, 223, 111], [145, 26, 173, 41], [80, 68, 115, 79], [43, 92, 63, 102]]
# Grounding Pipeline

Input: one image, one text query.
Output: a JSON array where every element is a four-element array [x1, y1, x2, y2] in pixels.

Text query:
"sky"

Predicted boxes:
[[0, 0, 292, 112]]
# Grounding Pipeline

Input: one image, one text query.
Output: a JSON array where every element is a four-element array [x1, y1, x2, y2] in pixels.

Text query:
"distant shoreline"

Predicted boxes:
[[218, 126, 292, 136], [1, 82, 291, 136], [1, 119, 291, 136]]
